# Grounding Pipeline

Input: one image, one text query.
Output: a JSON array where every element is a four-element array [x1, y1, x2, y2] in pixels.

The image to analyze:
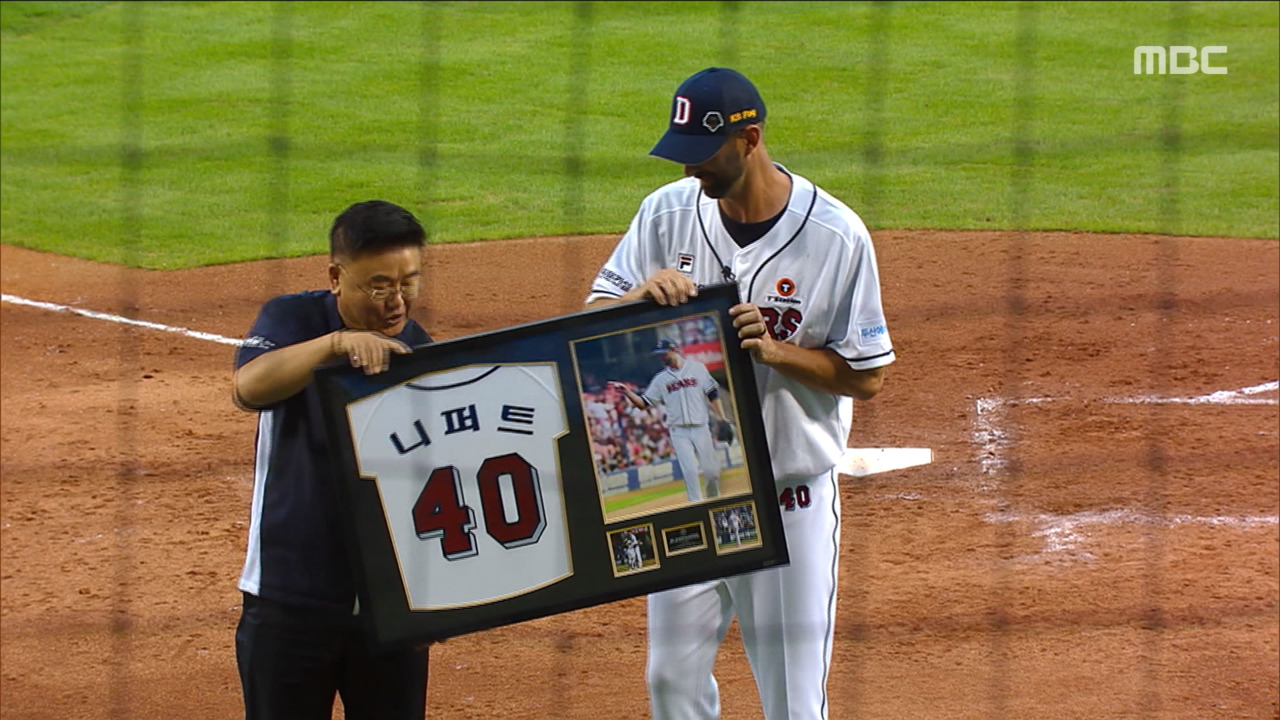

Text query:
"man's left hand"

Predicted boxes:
[[729, 302, 781, 364]]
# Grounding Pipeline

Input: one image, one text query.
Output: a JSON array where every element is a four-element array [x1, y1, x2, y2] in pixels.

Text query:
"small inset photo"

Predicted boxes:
[[662, 521, 708, 557], [710, 502, 761, 555], [608, 524, 660, 576]]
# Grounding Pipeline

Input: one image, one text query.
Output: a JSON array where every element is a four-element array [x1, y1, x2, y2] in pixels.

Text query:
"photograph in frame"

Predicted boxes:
[[571, 313, 751, 525], [607, 523, 660, 577], [710, 501, 763, 555]]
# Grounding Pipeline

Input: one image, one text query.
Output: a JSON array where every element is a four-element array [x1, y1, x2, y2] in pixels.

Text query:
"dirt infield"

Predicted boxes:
[[1, 230, 1277, 720]]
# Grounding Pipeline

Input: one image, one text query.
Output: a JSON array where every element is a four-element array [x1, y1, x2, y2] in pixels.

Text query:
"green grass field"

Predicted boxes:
[[603, 465, 751, 520], [2, 1, 1276, 269], [605, 481, 687, 515]]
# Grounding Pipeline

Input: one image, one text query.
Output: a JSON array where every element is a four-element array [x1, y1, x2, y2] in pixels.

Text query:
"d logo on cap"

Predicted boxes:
[[673, 97, 692, 125]]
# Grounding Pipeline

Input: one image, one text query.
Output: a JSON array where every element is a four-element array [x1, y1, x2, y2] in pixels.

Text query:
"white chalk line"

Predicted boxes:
[[974, 381, 1278, 477], [973, 396, 1057, 479], [973, 397, 1009, 479], [970, 383, 1279, 560], [984, 508, 1279, 562], [1104, 380, 1279, 406], [2, 293, 243, 347]]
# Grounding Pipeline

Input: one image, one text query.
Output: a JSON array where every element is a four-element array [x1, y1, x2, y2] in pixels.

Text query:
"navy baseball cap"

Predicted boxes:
[[651, 339, 680, 354], [649, 67, 767, 166]]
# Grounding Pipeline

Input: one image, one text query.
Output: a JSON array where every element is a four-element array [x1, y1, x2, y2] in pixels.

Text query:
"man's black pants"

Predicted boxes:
[[236, 592, 429, 720]]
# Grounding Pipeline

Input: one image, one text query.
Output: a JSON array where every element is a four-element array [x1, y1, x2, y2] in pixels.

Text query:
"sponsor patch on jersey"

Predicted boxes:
[[765, 277, 802, 305], [596, 268, 633, 293], [859, 324, 888, 341], [677, 254, 695, 273], [241, 335, 276, 350]]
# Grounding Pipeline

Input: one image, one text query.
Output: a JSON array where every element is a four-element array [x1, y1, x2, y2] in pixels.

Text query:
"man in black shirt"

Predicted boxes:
[[233, 200, 432, 720]]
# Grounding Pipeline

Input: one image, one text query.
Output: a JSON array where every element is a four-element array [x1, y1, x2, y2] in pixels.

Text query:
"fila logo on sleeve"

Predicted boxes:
[[346, 364, 570, 610]]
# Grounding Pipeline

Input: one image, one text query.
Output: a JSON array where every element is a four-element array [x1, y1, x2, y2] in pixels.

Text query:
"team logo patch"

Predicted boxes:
[[673, 96, 692, 126], [775, 278, 796, 297], [702, 112, 724, 133], [677, 253, 695, 273]]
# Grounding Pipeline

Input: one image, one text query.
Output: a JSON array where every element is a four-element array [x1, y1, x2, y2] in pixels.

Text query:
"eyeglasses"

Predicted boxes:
[[338, 265, 422, 302]]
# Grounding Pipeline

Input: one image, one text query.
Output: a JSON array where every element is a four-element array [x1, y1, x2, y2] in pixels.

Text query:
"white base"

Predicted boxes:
[[837, 447, 933, 477]]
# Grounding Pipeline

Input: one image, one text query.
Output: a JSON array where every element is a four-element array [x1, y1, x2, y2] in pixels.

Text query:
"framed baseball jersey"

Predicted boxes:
[[315, 283, 786, 651]]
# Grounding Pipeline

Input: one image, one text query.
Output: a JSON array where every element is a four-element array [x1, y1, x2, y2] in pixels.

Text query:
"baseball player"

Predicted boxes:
[[585, 68, 894, 720], [609, 339, 729, 501], [623, 530, 643, 570]]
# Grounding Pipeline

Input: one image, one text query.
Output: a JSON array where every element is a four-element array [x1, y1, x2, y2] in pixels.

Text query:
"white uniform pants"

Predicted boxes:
[[669, 424, 722, 501], [646, 470, 840, 720]]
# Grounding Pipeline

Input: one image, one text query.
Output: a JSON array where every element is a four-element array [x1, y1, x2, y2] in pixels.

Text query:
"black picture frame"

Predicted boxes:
[[315, 283, 786, 651]]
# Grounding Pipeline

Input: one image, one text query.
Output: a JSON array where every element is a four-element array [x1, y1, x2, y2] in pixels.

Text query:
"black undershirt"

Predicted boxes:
[[719, 204, 785, 248]]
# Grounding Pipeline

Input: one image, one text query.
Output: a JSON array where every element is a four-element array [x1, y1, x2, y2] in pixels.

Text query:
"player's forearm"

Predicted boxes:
[[585, 287, 656, 309], [710, 398, 727, 421], [234, 333, 341, 408], [759, 344, 886, 400], [587, 270, 699, 309]]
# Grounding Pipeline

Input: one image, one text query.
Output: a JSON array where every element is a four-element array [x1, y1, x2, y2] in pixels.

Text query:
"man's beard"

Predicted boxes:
[[694, 155, 744, 199], [699, 175, 733, 198]]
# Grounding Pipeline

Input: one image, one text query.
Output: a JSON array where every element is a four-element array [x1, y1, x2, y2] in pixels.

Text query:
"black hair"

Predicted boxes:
[[329, 200, 426, 259]]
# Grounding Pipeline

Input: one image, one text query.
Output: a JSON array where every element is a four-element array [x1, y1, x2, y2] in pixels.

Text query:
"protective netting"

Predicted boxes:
[[82, 2, 1254, 718]]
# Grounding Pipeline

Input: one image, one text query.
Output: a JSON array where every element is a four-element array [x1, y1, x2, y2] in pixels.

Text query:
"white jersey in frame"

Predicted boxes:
[[346, 364, 571, 610], [642, 358, 719, 427]]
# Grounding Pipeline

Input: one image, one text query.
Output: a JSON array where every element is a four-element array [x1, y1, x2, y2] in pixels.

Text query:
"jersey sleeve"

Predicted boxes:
[[641, 373, 664, 407], [585, 195, 665, 304], [827, 229, 895, 370], [234, 295, 316, 371], [696, 361, 719, 395]]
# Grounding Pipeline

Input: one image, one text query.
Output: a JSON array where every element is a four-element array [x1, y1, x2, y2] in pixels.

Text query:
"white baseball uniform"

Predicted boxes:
[[346, 364, 571, 610], [641, 358, 722, 501], [587, 167, 895, 720], [623, 532, 643, 570]]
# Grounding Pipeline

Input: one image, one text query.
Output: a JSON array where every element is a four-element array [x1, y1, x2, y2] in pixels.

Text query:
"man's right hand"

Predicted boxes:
[[632, 269, 699, 306], [332, 330, 412, 375]]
